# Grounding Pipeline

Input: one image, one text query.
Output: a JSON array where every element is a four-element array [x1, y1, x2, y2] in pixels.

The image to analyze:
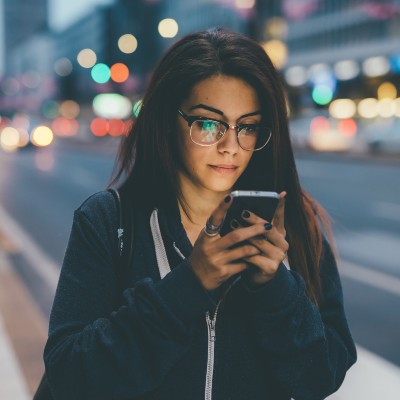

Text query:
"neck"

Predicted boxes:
[[178, 173, 230, 227]]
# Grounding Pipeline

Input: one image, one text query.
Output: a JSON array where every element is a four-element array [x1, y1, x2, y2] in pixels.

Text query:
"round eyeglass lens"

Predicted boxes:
[[191, 120, 221, 144], [238, 126, 270, 150]]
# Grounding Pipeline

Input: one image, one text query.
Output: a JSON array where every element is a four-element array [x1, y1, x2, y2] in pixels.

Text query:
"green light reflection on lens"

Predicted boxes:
[[133, 100, 143, 117]]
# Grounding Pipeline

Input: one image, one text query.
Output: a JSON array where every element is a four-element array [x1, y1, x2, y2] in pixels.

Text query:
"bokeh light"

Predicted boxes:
[[358, 98, 379, 119], [108, 119, 126, 136], [91, 63, 111, 84], [0, 127, 20, 152], [334, 60, 360, 80], [1, 78, 20, 96], [262, 39, 288, 69], [41, 100, 60, 119], [312, 85, 334, 105], [235, 0, 255, 9], [394, 98, 400, 117], [93, 93, 132, 119], [362, 56, 390, 78], [21, 70, 41, 88], [284, 66, 307, 87], [59, 100, 80, 119], [338, 118, 357, 137], [378, 99, 396, 118], [13, 113, 30, 130], [158, 18, 179, 38], [310, 116, 330, 135], [90, 118, 109, 136], [17, 129, 30, 147], [51, 117, 79, 137], [377, 82, 397, 100], [54, 57, 73, 77], [110, 63, 130, 83], [77, 48, 97, 69], [329, 99, 357, 119], [118, 34, 138, 54], [265, 17, 288, 39], [31, 126, 54, 147]]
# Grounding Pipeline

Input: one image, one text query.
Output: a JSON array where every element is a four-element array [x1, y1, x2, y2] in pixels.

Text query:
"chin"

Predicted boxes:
[[204, 178, 237, 193]]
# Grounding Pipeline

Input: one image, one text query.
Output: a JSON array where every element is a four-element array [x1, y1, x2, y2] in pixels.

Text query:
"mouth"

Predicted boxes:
[[209, 164, 239, 174]]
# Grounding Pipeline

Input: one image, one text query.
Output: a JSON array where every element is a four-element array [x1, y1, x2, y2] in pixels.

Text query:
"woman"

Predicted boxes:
[[44, 28, 356, 399]]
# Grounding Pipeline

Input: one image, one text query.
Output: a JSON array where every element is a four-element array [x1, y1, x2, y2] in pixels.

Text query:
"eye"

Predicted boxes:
[[239, 124, 259, 135]]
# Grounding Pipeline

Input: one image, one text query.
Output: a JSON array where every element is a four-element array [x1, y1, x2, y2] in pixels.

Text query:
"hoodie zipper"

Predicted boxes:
[[205, 307, 218, 400], [204, 277, 240, 400]]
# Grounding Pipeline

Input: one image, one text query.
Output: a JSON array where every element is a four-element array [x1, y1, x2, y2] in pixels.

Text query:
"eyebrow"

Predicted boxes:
[[189, 103, 261, 119]]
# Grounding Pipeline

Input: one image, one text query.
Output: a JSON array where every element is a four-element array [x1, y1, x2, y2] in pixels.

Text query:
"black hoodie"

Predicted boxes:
[[44, 191, 356, 400]]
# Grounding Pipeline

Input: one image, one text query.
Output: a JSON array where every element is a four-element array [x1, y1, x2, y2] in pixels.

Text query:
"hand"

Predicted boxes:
[[188, 195, 270, 290], [238, 192, 288, 285]]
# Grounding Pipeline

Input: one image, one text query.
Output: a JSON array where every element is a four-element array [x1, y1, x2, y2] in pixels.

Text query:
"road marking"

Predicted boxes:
[[336, 230, 400, 276], [372, 201, 400, 222], [340, 260, 400, 297], [327, 344, 400, 399], [0, 313, 30, 400], [0, 204, 59, 294]]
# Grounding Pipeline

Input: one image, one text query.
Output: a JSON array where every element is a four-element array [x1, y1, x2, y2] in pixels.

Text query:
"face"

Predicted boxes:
[[177, 75, 261, 195]]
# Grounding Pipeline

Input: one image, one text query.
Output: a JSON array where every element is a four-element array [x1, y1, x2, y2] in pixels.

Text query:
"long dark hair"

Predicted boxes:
[[111, 28, 333, 304]]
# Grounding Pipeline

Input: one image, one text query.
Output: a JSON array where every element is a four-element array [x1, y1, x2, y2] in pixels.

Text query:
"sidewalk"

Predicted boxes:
[[1, 207, 400, 399], [0, 244, 47, 399]]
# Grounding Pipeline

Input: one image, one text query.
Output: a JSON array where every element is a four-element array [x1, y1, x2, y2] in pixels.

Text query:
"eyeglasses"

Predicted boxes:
[[178, 109, 272, 151]]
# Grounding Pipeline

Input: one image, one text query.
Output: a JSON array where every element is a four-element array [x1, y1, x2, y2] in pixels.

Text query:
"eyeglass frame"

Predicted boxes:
[[177, 109, 272, 151]]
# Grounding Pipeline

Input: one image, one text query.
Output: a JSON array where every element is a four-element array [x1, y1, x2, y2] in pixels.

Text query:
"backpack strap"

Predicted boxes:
[[107, 188, 135, 290]]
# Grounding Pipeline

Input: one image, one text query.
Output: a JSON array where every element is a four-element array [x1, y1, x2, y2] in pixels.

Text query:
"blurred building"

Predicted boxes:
[[254, 0, 400, 114], [0, 0, 51, 112], [159, 0, 251, 51], [3, 0, 48, 54]]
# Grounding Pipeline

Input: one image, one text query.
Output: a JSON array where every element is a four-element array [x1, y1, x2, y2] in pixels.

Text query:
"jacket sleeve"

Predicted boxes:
[[44, 193, 214, 400], [238, 239, 357, 400]]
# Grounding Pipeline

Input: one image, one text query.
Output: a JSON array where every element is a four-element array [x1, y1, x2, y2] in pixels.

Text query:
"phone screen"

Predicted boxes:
[[220, 191, 280, 236]]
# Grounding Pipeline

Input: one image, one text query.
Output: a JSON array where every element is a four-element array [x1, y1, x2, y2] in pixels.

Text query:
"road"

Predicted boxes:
[[0, 139, 399, 398]]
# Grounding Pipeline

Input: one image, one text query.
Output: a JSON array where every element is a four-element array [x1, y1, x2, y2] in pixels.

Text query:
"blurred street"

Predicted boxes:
[[0, 139, 400, 398]]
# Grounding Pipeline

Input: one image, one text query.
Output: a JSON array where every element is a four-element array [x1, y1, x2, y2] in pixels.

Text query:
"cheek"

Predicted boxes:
[[243, 152, 254, 168], [182, 146, 209, 171]]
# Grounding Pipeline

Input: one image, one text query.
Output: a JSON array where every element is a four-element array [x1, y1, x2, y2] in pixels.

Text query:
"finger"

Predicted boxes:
[[240, 209, 267, 224], [248, 231, 289, 258], [222, 243, 261, 264], [207, 194, 233, 229], [225, 262, 250, 276], [272, 191, 286, 231], [216, 222, 269, 250]]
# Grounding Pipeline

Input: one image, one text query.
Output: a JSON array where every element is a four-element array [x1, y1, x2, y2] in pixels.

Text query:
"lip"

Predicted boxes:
[[209, 164, 239, 174]]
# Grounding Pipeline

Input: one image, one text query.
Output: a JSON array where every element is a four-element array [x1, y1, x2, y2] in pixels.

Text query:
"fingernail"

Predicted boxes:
[[264, 223, 272, 230], [230, 219, 239, 229], [242, 210, 250, 218], [224, 195, 231, 203]]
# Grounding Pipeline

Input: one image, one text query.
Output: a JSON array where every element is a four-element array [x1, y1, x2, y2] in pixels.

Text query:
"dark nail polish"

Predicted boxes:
[[224, 195, 231, 203], [230, 219, 239, 229], [242, 210, 250, 218], [264, 223, 272, 230]]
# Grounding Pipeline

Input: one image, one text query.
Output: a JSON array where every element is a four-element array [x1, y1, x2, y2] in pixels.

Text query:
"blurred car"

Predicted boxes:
[[290, 115, 357, 152], [361, 118, 400, 155]]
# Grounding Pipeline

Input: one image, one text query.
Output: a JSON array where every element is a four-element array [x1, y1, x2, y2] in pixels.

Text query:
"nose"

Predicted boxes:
[[216, 125, 239, 154]]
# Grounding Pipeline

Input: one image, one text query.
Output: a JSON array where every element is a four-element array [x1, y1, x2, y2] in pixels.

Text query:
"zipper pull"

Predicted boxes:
[[209, 319, 216, 342]]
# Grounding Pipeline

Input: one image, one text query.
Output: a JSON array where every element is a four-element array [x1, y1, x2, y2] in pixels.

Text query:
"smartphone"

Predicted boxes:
[[220, 190, 280, 236]]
